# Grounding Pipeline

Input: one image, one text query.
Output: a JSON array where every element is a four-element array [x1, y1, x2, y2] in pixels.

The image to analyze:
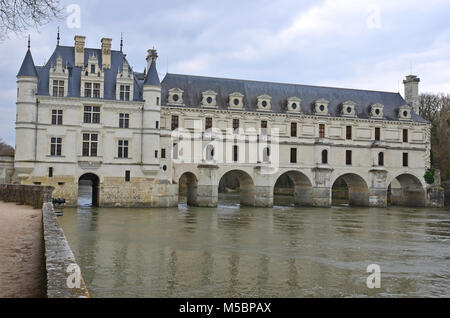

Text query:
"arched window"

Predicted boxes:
[[263, 147, 270, 163], [378, 152, 384, 166], [206, 145, 214, 161], [322, 150, 328, 164]]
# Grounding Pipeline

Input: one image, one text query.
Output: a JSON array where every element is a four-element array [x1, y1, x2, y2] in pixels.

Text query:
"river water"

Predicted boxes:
[[58, 195, 450, 298]]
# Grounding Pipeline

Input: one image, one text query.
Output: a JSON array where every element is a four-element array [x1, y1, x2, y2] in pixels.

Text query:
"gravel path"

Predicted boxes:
[[0, 202, 46, 298]]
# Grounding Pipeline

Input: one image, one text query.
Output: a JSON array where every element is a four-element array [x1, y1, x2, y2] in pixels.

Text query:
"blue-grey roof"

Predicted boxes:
[[143, 61, 161, 86], [35, 46, 143, 101], [17, 49, 38, 77], [161, 73, 427, 123]]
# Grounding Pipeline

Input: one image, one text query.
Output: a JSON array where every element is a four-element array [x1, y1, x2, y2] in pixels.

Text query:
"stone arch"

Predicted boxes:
[[273, 170, 313, 206], [388, 173, 425, 207], [331, 173, 369, 206], [78, 173, 100, 207], [218, 169, 255, 206], [178, 172, 199, 206]]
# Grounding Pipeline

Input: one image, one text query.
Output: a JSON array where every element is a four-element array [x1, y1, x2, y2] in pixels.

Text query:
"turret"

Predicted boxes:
[[403, 75, 420, 115], [141, 49, 162, 175], [15, 38, 39, 177]]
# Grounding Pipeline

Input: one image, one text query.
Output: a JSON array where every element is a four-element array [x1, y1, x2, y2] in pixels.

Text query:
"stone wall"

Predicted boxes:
[[0, 184, 54, 209], [0, 184, 90, 298]]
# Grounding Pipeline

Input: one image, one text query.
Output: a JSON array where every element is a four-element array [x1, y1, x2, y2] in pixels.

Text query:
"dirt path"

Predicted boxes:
[[0, 202, 46, 298]]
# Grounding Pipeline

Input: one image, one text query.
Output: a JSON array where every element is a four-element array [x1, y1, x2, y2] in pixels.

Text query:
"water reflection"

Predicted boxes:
[[57, 198, 450, 298]]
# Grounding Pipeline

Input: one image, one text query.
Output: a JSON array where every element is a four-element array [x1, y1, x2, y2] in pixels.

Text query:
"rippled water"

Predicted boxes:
[[58, 194, 450, 298]]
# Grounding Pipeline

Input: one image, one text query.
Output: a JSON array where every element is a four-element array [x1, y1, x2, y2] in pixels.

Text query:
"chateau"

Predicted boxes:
[[10, 35, 440, 208]]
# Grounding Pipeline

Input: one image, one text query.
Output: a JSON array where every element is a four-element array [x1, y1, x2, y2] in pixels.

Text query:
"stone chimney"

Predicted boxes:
[[146, 49, 158, 71], [403, 75, 421, 114], [101, 38, 112, 69], [74, 35, 86, 67]]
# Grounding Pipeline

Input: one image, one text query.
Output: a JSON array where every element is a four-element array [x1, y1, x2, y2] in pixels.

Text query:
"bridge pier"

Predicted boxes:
[[369, 188, 387, 207], [311, 187, 331, 207]]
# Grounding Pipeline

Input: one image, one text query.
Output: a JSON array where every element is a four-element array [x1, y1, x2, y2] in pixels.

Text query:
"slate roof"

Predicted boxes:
[[161, 73, 427, 123], [34, 46, 143, 101], [143, 60, 160, 86], [17, 49, 38, 77]]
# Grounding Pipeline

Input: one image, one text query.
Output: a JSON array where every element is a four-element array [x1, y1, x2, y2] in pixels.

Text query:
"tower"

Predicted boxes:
[[15, 38, 39, 179], [141, 49, 162, 176], [403, 75, 421, 115]]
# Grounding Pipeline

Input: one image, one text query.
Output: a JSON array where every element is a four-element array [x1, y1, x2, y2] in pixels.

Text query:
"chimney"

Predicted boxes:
[[74, 35, 86, 67], [101, 38, 112, 69], [146, 49, 158, 71], [403, 75, 420, 114]]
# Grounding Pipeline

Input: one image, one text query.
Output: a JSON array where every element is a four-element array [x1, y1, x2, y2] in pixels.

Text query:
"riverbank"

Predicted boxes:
[[0, 202, 46, 298]]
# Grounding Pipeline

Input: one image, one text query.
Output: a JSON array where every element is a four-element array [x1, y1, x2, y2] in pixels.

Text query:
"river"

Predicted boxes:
[[57, 194, 450, 298]]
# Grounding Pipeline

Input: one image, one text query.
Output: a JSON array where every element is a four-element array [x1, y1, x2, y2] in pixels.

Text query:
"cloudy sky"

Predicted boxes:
[[1, 0, 450, 145]]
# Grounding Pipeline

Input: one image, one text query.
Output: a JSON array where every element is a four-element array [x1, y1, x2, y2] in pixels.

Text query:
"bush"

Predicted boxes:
[[424, 169, 435, 185]]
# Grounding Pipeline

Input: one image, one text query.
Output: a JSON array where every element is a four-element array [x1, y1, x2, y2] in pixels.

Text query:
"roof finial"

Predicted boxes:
[[57, 27, 60, 46], [120, 32, 123, 52], [27, 35, 30, 49]]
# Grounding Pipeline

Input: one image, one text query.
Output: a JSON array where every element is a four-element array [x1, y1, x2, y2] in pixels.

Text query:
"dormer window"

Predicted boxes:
[[398, 105, 412, 121], [287, 97, 302, 113], [370, 103, 384, 119], [168, 88, 184, 105], [314, 98, 329, 115], [49, 55, 68, 97], [257, 94, 272, 111], [120, 85, 131, 101], [81, 53, 104, 99], [202, 90, 218, 108], [229, 92, 244, 109], [341, 101, 357, 117]]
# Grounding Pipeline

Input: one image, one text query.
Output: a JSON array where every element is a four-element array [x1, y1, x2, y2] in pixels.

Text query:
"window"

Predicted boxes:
[[290, 148, 297, 164], [118, 140, 129, 158], [291, 123, 297, 137], [50, 138, 62, 156], [403, 153, 409, 167], [205, 117, 213, 130], [120, 85, 131, 101], [52, 80, 64, 97], [233, 119, 240, 132], [93, 83, 100, 98], [84, 83, 92, 97], [125, 170, 130, 182], [91, 65, 95, 74], [263, 147, 270, 163], [171, 115, 179, 131], [233, 145, 239, 162], [155, 150, 158, 158], [403, 129, 408, 143], [378, 152, 384, 166], [261, 120, 267, 135], [48, 167, 53, 178], [322, 150, 328, 164], [206, 145, 214, 161], [173, 144, 178, 160], [156, 97, 160, 106], [319, 124, 325, 138], [346, 150, 352, 165], [52, 110, 63, 125], [161, 148, 166, 159], [375, 127, 381, 141], [346, 126, 352, 140], [84, 106, 100, 124], [156, 121, 159, 129], [82, 133, 98, 157], [119, 113, 129, 128]]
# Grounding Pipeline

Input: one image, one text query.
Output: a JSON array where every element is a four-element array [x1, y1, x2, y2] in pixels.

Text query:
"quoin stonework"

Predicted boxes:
[[9, 34, 440, 208]]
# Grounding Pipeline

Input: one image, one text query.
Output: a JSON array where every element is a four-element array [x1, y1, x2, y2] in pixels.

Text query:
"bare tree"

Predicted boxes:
[[0, 139, 14, 156], [0, 0, 63, 40]]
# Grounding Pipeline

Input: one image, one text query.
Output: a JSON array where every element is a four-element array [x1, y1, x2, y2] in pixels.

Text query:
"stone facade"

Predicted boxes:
[[11, 34, 442, 208]]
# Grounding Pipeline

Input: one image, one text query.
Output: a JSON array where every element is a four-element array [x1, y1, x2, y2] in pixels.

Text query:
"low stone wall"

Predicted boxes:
[[0, 184, 53, 209], [0, 184, 89, 298], [42, 202, 90, 298]]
